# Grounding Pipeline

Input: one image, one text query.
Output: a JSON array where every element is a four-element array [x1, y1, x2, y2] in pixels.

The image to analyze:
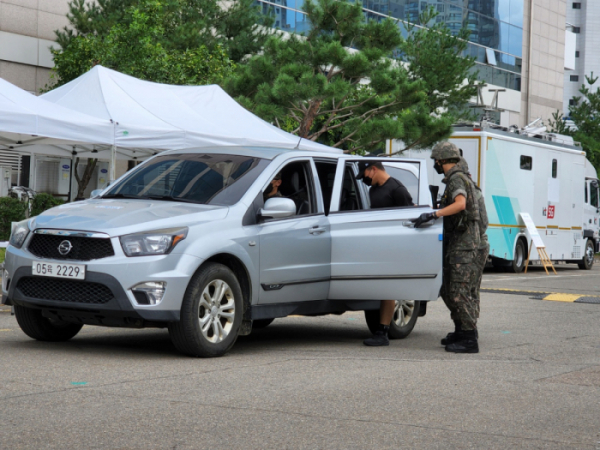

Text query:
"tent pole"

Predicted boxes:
[[110, 121, 117, 184], [68, 146, 76, 202], [110, 144, 116, 184]]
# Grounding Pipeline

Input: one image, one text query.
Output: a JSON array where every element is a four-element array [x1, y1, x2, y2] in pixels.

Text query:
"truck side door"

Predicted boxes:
[[327, 158, 442, 301]]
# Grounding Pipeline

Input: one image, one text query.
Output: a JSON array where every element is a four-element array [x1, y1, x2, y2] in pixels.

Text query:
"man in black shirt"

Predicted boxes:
[[356, 161, 413, 346]]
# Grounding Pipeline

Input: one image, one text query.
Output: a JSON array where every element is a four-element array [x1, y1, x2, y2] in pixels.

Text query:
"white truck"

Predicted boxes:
[[392, 124, 600, 272]]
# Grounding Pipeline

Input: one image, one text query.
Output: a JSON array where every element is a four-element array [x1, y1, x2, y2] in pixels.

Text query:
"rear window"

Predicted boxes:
[[383, 166, 419, 201], [103, 153, 268, 205]]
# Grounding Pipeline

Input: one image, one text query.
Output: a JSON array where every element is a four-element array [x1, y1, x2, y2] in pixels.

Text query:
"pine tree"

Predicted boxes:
[[225, 1, 477, 153]]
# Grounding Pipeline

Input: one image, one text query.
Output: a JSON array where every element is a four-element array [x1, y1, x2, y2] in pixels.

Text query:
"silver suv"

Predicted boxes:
[[2, 147, 442, 357]]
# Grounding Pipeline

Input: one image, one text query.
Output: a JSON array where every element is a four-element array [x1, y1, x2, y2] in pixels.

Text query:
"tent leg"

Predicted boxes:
[[109, 144, 116, 185]]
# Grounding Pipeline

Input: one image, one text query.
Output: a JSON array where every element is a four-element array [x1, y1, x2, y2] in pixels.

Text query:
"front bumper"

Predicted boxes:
[[2, 244, 203, 326]]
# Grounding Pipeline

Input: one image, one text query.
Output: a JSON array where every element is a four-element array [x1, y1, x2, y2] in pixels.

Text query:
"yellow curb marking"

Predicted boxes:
[[0, 329, 12, 332], [543, 294, 581, 302]]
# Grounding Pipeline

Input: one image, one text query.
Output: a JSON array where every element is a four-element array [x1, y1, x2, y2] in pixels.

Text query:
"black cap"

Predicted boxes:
[[356, 161, 373, 180]]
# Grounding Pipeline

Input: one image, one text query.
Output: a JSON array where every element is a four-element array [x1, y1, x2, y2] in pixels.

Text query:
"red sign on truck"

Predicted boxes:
[[547, 205, 555, 219]]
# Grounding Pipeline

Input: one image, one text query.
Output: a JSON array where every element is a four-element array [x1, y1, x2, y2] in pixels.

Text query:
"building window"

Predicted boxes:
[[570, 98, 577, 106], [575, 51, 580, 57], [552, 159, 558, 178], [572, 27, 581, 33], [571, 75, 580, 82], [520, 156, 532, 171], [573, 2, 581, 9]]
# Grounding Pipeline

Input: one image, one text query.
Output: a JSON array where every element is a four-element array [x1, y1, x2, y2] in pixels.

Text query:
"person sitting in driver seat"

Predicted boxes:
[[263, 172, 283, 201]]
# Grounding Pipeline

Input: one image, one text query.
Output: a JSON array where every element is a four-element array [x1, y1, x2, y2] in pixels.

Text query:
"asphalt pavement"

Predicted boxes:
[[1, 265, 599, 449]]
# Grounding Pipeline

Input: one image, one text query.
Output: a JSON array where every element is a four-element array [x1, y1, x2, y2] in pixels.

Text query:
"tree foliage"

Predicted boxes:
[[549, 73, 600, 169], [225, 2, 477, 153], [56, 0, 273, 63], [50, 0, 236, 88]]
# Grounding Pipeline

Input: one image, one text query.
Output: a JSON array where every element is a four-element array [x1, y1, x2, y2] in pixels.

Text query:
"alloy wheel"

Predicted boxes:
[[393, 300, 415, 327], [198, 279, 235, 344]]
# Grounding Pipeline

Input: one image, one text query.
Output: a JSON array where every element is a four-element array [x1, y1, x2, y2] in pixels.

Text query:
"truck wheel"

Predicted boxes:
[[252, 318, 275, 329], [364, 300, 420, 340], [578, 239, 595, 270], [169, 263, 243, 357], [14, 305, 83, 342], [509, 239, 526, 273]]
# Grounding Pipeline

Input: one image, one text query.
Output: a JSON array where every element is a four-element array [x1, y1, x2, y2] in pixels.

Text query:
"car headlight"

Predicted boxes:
[[9, 219, 30, 249], [120, 227, 188, 257]]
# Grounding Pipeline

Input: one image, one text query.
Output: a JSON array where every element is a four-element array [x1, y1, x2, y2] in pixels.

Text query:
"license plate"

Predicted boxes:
[[32, 262, 86, 280]]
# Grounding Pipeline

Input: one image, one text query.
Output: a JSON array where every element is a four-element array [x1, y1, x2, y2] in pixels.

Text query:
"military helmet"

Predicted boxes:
[[431, 141, 460, 161]]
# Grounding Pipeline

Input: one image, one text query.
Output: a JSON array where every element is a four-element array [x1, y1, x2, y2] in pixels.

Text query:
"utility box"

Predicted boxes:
[[0, 166, 12, 197]]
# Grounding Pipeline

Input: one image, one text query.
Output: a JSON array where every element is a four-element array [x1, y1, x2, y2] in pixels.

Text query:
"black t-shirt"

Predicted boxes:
[[369, 177, 413, 209]]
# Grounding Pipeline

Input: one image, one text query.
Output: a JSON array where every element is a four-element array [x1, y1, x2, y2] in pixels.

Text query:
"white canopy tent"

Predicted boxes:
[[41, 66, 339, 181], [0, 77, 119, 199], [0, 77, 114, 149]]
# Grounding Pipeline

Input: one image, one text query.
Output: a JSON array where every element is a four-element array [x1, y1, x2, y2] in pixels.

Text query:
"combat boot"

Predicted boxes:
[[441, 320, 461, 345], [363, 325, 390, 346], [445, 330, 479, 353], [441, 322, 478, 345]]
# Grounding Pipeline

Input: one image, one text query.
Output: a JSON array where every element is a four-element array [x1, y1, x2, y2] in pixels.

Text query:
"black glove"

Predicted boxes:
[[412, 212, 436, 228]]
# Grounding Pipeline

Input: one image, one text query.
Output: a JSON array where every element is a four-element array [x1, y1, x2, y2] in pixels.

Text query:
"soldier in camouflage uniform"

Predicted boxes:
[[412, 142, 488, 353]]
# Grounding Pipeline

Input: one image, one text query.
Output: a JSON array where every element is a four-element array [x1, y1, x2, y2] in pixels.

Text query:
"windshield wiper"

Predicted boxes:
[[143, 195, 202, 204], [101, 193, 140, 199]]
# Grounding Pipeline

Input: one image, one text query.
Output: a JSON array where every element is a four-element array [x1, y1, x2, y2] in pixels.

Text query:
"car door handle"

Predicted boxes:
[[402, 220, 434, 228], [309, 226, 327, 235]]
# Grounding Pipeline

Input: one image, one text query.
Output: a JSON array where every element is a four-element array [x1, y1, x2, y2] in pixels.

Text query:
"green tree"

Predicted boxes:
[[50, 1, 235, 88], [225, 2, 476, 153], [549, 73, 600, 169], [56, 0, 273, 64], [396, 8, 478, 153]]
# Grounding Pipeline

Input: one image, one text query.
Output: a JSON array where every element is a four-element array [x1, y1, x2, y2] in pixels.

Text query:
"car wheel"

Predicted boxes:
[[509, 239, 526, 273], [364, 300, 420, 340], [578, 239, 595, 270], [14, 305, 83, 342], [169, 263, 243, 357], [252, 318, 275, 329]]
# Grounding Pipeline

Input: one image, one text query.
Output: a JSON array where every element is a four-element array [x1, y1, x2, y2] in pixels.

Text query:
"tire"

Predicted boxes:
[[509, 239, 526, 273], [168, 263, 243, 357], [578, 239, 595, 270], [364, 300, 421, 340], [14, 305, 83, 342], [252, 318, 275, 329]]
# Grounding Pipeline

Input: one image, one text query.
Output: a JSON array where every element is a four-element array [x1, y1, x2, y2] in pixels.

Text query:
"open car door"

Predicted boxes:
[[327, 157, 442, 301]]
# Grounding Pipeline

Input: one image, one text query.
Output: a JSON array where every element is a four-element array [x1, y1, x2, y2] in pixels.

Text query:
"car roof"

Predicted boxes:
[[157, 146, 345, 160]]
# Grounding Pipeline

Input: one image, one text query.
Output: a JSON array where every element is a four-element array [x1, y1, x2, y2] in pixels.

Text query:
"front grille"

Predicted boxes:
[[17, 277, 114, 304], [28, 234, 114, 261]]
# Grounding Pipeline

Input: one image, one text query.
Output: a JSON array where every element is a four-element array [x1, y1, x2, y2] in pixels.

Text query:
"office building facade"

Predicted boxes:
[[563, 1, 600, 116]]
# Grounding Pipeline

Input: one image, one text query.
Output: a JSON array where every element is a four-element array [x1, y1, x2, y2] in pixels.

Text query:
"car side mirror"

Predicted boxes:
[[259, 197, 296, 219], [90, 189, 103, 198]]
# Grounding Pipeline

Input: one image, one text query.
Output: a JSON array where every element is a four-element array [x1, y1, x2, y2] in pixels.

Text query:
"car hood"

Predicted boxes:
[[31, 199, 229, 236]]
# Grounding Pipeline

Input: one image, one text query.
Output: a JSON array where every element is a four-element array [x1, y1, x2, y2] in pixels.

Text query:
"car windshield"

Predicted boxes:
[[103, 153, 268, 205]]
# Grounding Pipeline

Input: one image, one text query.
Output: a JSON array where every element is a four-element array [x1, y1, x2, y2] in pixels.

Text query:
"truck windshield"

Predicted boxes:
[[102, 153, 268, 205]]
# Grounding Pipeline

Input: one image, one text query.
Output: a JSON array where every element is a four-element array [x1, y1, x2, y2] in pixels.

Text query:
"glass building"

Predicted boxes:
[[258, 0, 524, 91]]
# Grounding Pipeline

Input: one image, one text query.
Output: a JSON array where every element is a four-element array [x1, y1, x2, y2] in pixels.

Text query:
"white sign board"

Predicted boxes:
[[519, 212, 545, 248]]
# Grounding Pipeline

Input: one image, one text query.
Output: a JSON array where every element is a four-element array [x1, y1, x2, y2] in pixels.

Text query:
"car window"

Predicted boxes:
[[339, 162, 365, 211], [383, 165, 419, 201], [263, 160, 318, 216], [314, 160, 337, 214], [104, 153, 268, 206]]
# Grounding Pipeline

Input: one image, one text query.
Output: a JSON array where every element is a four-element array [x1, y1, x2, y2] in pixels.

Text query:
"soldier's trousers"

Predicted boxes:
[[440, 248, 486, 331]]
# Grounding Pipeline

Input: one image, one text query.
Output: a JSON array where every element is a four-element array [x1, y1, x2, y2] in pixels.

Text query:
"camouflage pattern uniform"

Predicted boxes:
[[456, 157, 489, 317], [433, 143, 488, 332]]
